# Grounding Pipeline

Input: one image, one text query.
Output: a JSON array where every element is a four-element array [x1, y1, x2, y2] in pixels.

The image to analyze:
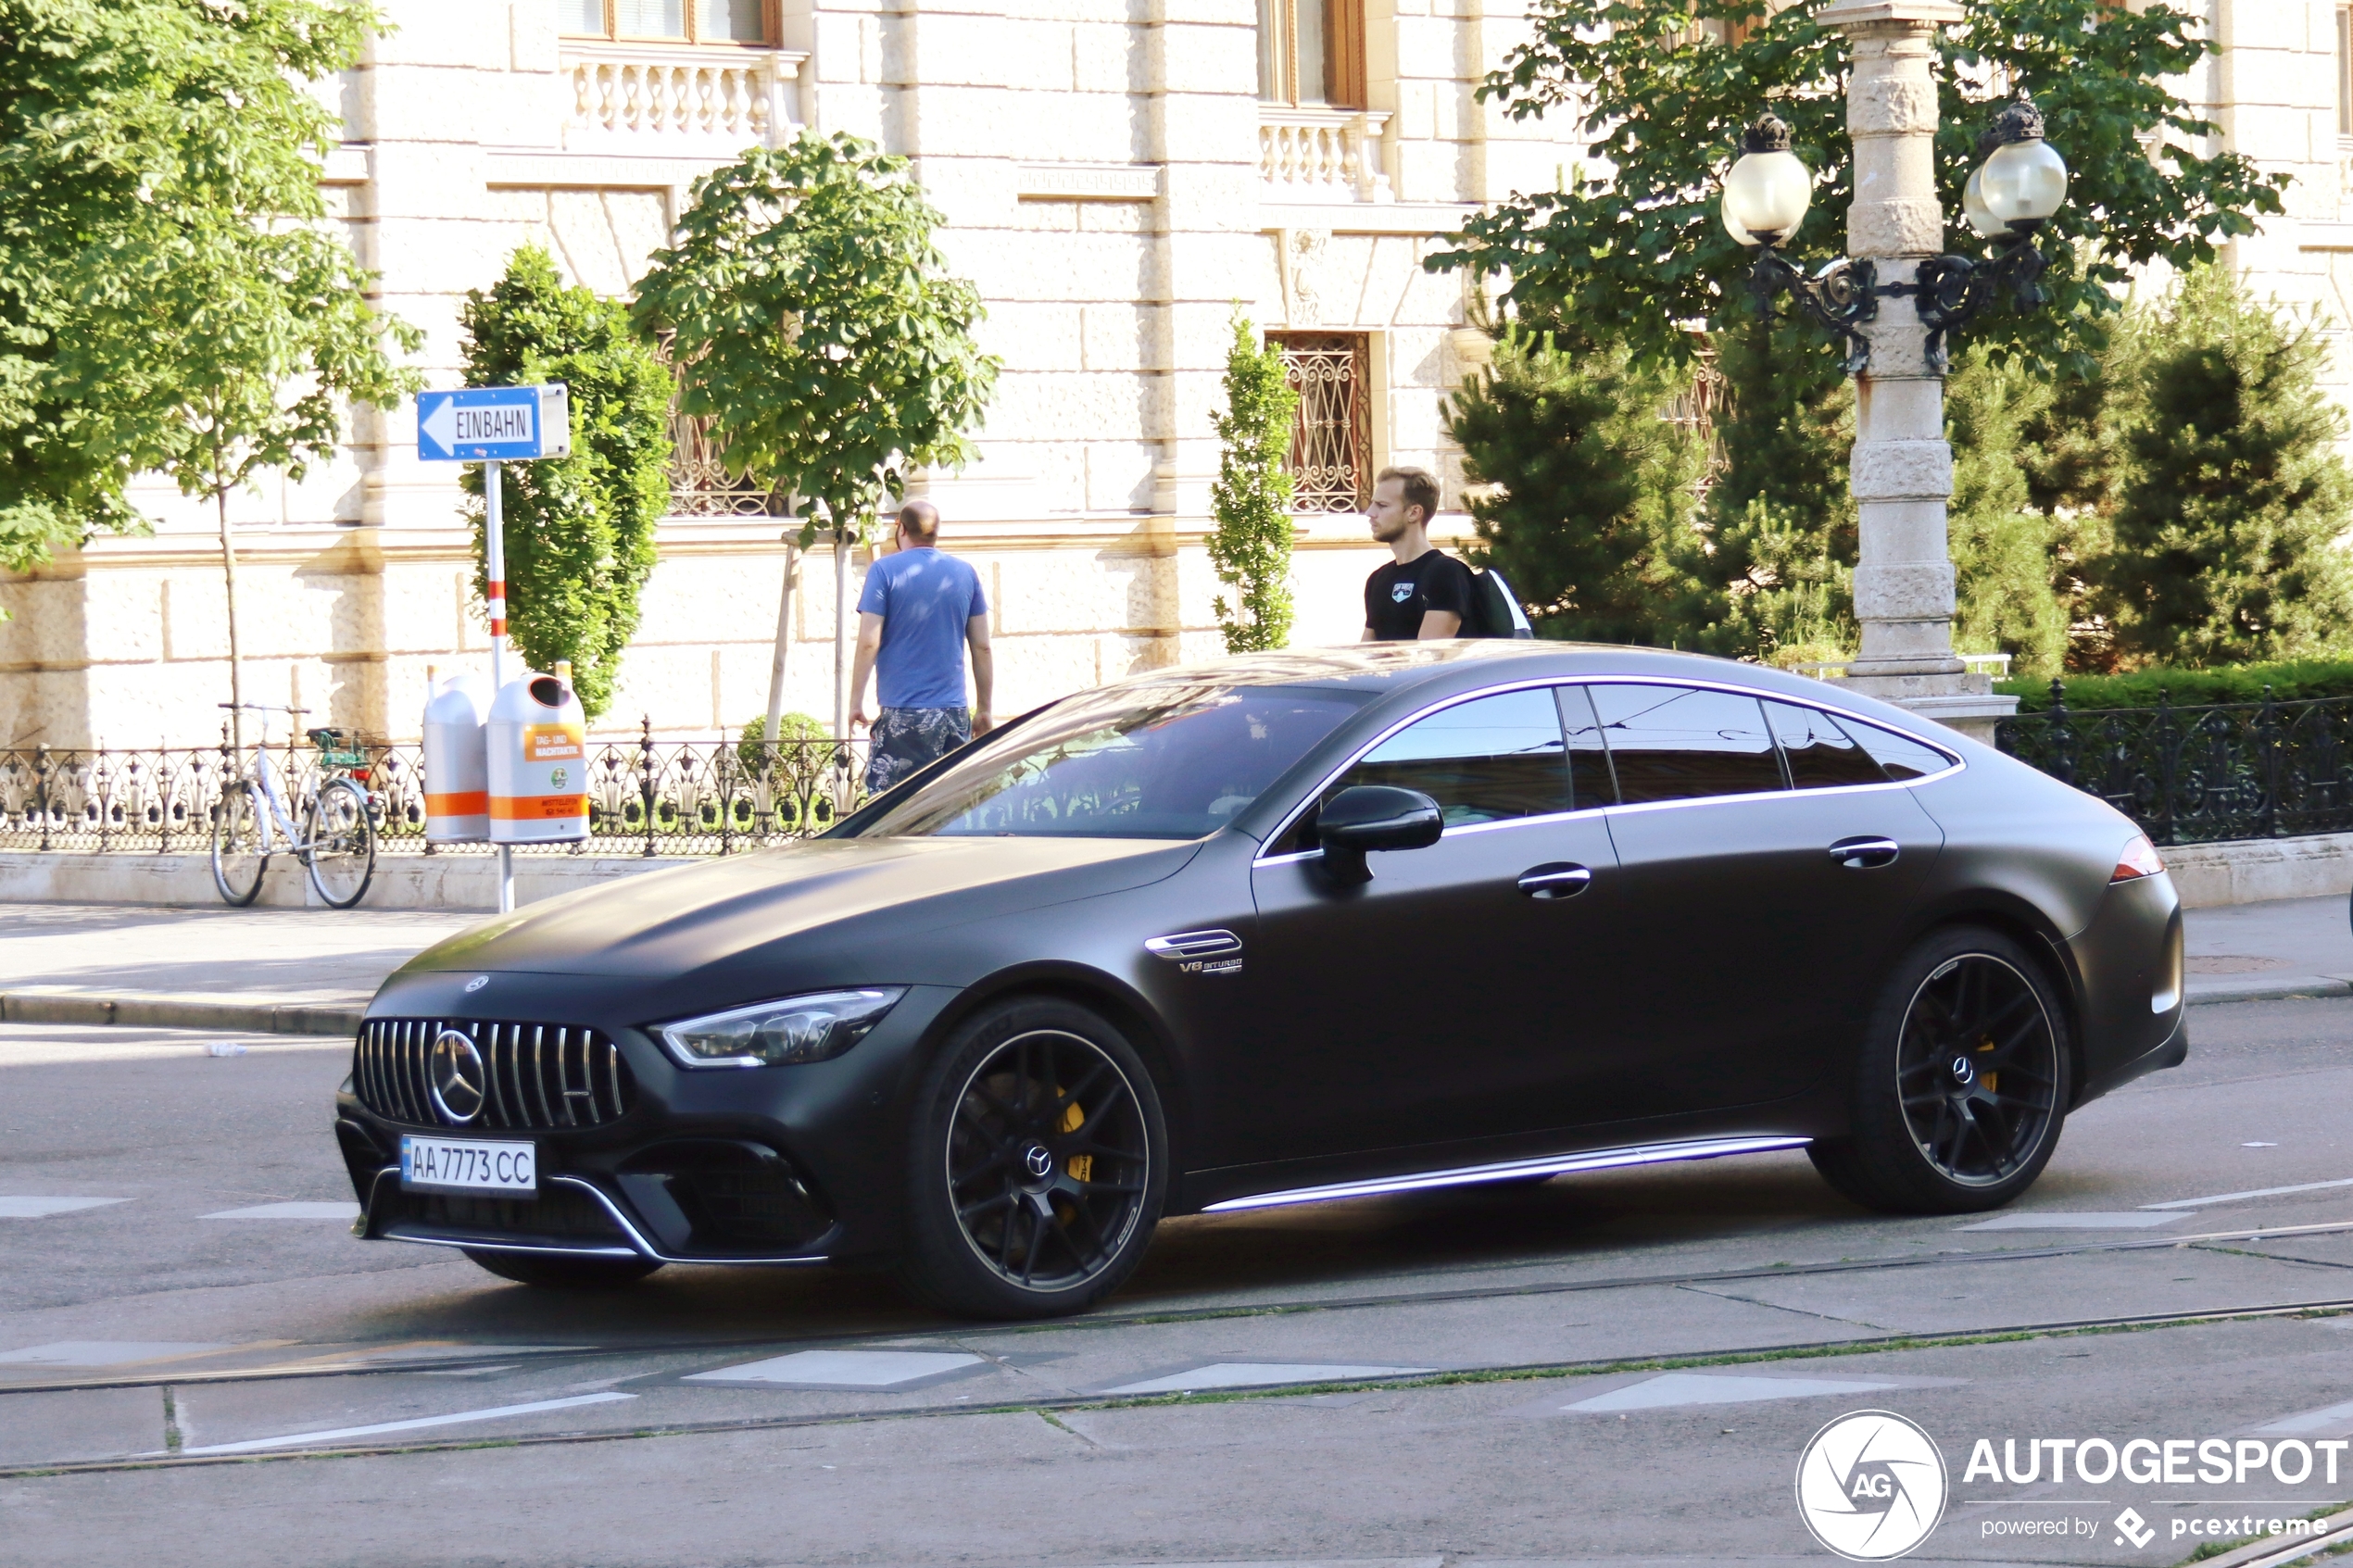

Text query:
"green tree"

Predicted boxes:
[[631, 135, 997, 739], [1207, 318, 1299, 653], [2094, 266, 2353, 666], [1446, 323, 1707, 643], [1439, 0, 2284, 382], [459, 247, 673, 720], [0, 0, 396, 575], [1944, 348, 2070, 676]]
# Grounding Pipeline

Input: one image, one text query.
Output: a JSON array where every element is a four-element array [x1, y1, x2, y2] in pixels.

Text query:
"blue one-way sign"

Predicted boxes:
[[416, 385, 572, 462]]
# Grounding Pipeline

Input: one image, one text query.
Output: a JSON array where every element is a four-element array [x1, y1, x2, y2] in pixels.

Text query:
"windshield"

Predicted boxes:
[[853, 679, 1369, 840]]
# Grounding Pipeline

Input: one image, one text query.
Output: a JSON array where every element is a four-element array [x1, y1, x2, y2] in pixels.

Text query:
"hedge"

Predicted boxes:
[[1996, 659, 2353, 712]]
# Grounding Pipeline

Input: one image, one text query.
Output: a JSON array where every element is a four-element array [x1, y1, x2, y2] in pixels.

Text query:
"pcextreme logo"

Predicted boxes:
[[1795, 1411, 1950, 1562]]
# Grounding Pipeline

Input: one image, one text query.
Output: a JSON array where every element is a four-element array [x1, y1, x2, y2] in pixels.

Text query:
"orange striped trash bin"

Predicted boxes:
[[422, 666, 491, 843], [487, 661, 589, 844]]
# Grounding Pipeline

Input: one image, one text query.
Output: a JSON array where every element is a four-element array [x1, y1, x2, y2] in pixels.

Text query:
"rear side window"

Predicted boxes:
[[1843, 718, 1957, 781], [1765, 700, 1887, 788], [1340, 687, 1571, 825], [1588, 684, 1785, 804]]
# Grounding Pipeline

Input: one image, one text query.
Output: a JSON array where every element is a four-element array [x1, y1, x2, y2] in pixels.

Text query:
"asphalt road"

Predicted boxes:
[[6, 999, 2353, 1567]]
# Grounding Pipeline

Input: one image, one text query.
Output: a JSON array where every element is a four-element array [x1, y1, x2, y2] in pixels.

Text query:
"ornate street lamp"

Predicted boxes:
[[1905, 96, 2070, 371], [1721, 113, 1877, 375], [1719, 96, 2069, 375]]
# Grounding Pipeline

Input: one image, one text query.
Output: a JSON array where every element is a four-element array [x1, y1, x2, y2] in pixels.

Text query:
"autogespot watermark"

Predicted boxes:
[[1793, 1414, 2351, 1560]]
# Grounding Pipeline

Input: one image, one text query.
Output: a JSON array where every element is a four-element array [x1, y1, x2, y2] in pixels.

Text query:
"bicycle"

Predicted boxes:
[[209, 704, 378, 909]]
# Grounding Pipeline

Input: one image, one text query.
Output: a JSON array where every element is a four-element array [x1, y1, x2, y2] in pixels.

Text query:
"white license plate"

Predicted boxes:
[[400, 1135, 536, 1195]]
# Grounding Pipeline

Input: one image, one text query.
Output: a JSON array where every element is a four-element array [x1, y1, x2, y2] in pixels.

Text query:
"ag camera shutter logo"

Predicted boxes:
[[1795, 1411, 1948, 1561]]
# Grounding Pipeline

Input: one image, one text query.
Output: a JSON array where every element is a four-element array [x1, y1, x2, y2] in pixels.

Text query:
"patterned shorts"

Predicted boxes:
[[865, 705, 973, 796]]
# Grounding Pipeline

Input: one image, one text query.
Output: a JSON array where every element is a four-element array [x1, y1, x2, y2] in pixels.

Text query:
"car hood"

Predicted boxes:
[[395, 834, 1202, 984]]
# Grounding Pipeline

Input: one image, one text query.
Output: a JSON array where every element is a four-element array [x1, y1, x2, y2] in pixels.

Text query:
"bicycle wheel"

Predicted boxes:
[[210, 783, 269, 906], [303, 778, 376, 909]]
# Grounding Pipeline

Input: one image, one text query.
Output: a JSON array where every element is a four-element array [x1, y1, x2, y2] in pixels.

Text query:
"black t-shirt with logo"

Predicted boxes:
[[1364, 549, 1476, 641]]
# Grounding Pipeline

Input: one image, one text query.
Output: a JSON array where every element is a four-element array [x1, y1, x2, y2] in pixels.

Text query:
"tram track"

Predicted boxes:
[[6, 1211, 2351, 1399], [8, 1286, 2353, 1481]]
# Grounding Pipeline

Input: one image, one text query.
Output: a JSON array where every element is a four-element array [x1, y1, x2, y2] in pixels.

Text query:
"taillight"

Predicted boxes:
[[2111, 834, 2164, 884]]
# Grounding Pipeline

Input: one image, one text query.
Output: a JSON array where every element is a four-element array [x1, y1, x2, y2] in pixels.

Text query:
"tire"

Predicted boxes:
[[210, 783, 269, 906], [304, 777, 377, 909], [1809, 924, 2072, 1215], [898, 997, 1168, 1320], [462, 1248, 661, 1288]]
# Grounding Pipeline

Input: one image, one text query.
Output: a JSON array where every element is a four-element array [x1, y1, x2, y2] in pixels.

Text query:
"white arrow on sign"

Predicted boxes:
[[422, 397, 459, 454]]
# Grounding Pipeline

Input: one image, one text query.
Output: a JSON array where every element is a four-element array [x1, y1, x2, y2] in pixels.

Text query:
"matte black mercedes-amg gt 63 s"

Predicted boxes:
[[335, 644, 2185, 1318]]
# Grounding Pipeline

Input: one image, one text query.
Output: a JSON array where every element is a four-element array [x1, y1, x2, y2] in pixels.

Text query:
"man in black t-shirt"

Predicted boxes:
[[1362, 465, 1474, 641]]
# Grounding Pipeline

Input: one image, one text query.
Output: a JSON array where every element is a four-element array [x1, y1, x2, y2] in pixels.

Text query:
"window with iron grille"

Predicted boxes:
[[1270, 332, 1371, 513], [668, 404, 777, 517]]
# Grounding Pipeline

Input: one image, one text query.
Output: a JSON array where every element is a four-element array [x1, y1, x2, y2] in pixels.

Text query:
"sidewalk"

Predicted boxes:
[[0, 889, 2346, 1039], [0, 903, 478, 1035]]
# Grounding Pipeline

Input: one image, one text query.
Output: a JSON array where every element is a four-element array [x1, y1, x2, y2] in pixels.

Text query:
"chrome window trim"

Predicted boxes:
[[1253, 672, 1961, 863], [1253, 802, 1612, 867], [1202, 1134, 1812, 1212]]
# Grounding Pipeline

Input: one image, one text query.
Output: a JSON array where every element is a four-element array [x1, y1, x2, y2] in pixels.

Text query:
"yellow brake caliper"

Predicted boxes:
[[1978, 1035, 1997, 1094], [1062, 1099, 1092, 1184]]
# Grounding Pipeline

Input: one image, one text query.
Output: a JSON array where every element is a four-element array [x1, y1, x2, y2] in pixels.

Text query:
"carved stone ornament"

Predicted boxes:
[[1282, 228, 1332, 327]]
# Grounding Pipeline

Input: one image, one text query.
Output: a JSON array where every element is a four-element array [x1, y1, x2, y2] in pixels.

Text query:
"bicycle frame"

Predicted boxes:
[[232, 712, 310, 857]]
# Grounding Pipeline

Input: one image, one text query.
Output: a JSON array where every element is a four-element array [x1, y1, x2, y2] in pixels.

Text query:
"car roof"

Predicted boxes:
[[1103, 641, 1947, 735]]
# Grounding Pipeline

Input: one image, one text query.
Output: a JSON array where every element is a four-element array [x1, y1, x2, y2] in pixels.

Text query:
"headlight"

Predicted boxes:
[[656, 988, 906, 1069], [2111, 834, 2165, 884]]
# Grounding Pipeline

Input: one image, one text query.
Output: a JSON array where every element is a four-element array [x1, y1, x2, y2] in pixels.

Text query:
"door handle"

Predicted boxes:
[[1830, 836, 1901, 870], [1517, 862, 1592, 899]]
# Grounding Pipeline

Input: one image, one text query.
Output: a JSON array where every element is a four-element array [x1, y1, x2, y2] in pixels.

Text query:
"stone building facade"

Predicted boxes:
[[3, 0, 1568, 748], [5, 0, 2350, 747]]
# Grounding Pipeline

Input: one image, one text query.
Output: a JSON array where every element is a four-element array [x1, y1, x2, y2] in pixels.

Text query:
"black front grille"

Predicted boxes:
[[355, 1019, 636, 1131], [377, 1183, 629, 1246]]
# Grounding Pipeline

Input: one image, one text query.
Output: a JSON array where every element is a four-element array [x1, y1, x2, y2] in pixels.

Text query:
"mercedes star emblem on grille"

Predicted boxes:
[[430, 1028, 488, 1123]]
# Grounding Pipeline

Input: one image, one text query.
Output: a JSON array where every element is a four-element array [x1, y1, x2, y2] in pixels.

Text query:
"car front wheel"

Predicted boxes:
[[899, 997, 1167, 1320], [1809, 925, 2071, 1215]]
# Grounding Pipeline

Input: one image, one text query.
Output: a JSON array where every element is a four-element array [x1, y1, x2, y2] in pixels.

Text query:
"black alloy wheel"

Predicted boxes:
[[462, 1248, 662, 1288], [900, 998, 1166, 1319], [1810, 925, 2070, 1215]]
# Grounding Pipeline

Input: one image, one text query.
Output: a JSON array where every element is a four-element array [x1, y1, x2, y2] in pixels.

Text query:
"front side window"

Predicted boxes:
[[1272, 688, 1570, 854], [566, 0, 766, 44], [1588, 684, 1785, 804], [854, 680, 1367, 841]]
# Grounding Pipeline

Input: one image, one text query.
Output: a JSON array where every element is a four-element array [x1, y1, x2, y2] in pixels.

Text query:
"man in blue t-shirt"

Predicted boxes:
[[849, 500, 994, 794]]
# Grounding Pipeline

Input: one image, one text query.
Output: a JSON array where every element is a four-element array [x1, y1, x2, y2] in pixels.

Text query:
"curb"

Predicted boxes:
[[2188, 979, 2353, 1007], [0, 992, 363, 1038]]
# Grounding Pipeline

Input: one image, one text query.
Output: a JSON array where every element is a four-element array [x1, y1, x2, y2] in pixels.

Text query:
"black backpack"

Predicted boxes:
[[1464, 564, 1534, 639]]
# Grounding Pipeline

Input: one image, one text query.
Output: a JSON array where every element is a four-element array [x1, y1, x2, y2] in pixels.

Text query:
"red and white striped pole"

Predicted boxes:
[[484, 458, 512, 913]]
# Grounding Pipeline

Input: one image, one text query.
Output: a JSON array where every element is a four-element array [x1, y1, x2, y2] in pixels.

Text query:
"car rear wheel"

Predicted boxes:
[[462, 1248, 662, 1288], [899, 997, 1167, 1320], [1809, 925, 2070, 1215]]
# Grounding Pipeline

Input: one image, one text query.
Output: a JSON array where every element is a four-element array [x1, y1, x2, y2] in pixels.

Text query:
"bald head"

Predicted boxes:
[[898, 500, 941, 546]]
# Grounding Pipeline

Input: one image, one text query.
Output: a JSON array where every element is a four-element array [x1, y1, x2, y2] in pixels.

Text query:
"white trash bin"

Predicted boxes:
[[422, 665, 492, 844], [488, 661, 589, 844]]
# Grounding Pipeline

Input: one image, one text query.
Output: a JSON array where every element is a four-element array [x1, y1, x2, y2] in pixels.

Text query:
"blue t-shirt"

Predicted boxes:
[[857, 546, 988, 710]]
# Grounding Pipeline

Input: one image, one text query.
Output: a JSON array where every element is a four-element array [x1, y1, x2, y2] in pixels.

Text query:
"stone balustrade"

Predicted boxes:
[[563, 42, 803, 150], [1259, 108, 1392, 203]]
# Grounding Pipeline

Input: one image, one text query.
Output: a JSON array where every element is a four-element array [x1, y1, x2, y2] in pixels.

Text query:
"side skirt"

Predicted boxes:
[[1199, 1135, 1814, 1214]]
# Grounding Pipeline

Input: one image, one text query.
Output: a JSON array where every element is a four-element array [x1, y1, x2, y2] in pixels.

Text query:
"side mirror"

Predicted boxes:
[[1316, 784, 1443, 882]]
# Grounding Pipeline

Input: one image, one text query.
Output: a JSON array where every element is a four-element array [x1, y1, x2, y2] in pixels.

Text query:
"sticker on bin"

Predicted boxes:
[[523, 723, 583, 762], [400, 1134, 536, 1195]]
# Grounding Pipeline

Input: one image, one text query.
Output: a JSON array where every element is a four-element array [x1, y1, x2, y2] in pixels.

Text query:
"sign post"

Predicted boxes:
[[416, 385, 571, 912]]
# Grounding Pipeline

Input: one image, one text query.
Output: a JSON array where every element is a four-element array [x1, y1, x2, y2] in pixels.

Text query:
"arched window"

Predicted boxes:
[[1258, 0, 1365, 108]]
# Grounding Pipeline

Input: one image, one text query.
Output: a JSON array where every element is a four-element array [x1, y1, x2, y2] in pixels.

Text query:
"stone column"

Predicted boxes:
[[1819, 0, 2015, 741]]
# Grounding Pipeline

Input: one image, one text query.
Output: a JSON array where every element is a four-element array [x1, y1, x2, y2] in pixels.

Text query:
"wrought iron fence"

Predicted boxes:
[[0, 720, 872, 856], [1994, 680, 2353, 845]]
